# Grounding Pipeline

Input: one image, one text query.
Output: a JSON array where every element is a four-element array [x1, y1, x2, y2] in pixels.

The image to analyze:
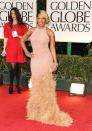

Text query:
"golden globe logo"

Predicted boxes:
[[49, 1, 91, 32]]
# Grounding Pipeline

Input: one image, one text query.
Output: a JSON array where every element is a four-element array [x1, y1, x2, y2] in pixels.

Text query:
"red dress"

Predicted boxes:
[[4, 22, 28, 63]]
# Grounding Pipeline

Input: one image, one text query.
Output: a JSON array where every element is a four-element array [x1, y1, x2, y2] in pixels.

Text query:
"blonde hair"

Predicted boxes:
[[37, 10, 50, 24]]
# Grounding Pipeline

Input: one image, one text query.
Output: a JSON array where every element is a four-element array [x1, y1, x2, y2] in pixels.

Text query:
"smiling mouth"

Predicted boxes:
[[39, 22, 44, 24]]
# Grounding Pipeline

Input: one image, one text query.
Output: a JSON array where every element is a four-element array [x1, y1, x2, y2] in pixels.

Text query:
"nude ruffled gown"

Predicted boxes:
[[27, 27, 73, 126]]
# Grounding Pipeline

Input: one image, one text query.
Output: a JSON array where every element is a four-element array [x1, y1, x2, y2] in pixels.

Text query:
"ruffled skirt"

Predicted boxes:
[[26, 74, 73, 126]]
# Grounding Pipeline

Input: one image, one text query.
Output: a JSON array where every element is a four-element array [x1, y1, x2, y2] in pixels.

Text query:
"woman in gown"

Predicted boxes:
[[20, 10, 73, 126], [1, 7, 28, 94]]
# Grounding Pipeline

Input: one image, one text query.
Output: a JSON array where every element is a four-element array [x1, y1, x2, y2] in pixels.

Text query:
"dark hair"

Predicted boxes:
[[9, 7, 24, 28]]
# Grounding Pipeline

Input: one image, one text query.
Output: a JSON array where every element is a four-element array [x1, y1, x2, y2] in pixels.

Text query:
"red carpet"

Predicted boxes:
[[0, 85, 92, 131]]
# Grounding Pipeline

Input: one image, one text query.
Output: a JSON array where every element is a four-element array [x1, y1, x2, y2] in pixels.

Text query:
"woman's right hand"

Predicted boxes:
[[25, 51, 34, 58], [1, 49, 6, 57], [30, 52, 35, 58], [29, 52, 34, 58]]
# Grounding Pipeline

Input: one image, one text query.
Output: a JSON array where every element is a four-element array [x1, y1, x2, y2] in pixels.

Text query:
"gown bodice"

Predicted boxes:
[[30, 27, 50, 55]]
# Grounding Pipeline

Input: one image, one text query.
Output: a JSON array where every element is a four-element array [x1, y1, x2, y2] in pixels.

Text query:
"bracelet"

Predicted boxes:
[[25, 51, 30, 56], [54, 63, 58, 67]]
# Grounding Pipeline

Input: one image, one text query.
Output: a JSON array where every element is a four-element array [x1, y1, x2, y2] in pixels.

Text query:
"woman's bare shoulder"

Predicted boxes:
[[26, 27, 37, 36], [46, 27, 55, 36], [31, 27, 37, 33]]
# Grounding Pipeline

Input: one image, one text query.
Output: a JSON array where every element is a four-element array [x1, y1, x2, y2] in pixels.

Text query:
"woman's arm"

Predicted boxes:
[[20, 29, 31, 53], [3, 38, 8, 51], [21, 27, 36, 58], [49, 30, 58, 63], [1, 38, 8, 56], [47, 28, 58, 71], [20, 28, 35, 58]]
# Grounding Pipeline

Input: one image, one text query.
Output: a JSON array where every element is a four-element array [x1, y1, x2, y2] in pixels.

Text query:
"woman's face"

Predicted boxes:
[[11, 10, 16, 20], [37, 13, 46, 28]]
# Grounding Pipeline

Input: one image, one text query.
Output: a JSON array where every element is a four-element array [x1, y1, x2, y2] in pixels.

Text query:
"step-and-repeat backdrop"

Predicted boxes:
[[47, 0, 92, 42], [0, 0, 92, 42], [0, 0, 37, 39]]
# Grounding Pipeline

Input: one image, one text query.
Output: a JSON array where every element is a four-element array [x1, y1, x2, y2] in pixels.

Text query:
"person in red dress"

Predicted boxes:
[[1, 7, 28, 94]]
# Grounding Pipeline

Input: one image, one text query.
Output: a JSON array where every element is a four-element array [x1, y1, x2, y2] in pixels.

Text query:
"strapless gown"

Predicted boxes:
[[26, 27, 73, 126]]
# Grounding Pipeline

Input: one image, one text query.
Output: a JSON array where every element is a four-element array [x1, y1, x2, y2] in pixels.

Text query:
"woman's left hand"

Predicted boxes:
[[52, 65, 58, 72]]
